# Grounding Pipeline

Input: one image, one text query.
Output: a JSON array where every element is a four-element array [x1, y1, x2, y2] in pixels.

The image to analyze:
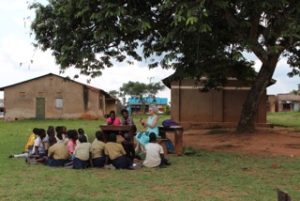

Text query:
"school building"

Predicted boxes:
[[127, 97, 168, 113], [0, 73, 118, 120]]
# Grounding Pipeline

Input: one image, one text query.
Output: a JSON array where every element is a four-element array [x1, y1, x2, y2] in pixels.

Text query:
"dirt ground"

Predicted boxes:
[[180, 127, 300, 157]]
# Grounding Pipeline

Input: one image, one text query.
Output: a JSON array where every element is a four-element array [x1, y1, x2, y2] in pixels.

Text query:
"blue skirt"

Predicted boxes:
[[135, 132, 150, 146]]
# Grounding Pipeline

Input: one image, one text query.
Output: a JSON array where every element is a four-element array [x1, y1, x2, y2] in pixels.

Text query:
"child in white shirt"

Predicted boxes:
[[143, 133, 170, 168]]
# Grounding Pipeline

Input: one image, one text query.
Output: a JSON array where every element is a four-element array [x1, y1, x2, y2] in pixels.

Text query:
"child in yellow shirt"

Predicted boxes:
[[9, 128, 39, 158]]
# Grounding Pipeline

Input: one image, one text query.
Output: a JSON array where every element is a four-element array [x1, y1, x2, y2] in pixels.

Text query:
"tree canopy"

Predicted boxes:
[[31, 0, 300, 132], [120, 81, 164, 99], [30, 0, 254, 82]]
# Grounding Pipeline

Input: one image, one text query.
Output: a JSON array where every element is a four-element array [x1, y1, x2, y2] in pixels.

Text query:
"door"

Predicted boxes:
[[36, 97, 45, 120]]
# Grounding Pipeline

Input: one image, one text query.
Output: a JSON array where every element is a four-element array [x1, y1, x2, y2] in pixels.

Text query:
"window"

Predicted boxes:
[[55, 98, 63, 109]]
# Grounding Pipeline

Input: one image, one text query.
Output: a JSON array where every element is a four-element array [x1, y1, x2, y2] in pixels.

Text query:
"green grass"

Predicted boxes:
[[1, 115, 300, 200], [267, 112, 300, 130]]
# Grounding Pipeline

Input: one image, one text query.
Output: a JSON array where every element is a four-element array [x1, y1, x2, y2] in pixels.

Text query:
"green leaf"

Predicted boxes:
[[186, 16, 198, 25]]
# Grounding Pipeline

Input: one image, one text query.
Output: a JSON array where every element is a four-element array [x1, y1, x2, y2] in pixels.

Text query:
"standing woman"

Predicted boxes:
[[135, 105, 159, 151]]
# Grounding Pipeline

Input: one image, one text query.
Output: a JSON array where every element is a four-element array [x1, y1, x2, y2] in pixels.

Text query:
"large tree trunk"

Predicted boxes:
[[236, 56, 279, 133]]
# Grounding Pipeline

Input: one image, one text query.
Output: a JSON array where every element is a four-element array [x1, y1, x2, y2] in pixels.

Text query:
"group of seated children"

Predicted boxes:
[[105, 108, 170, 168], [10, 108, 170, 169]]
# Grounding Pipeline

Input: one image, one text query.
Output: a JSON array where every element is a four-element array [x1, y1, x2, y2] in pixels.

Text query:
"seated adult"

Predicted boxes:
[[120, 109, 134, 126], [135, 105, 159, 152], [91, 131, 107, 168], [143, 133, 170, 168], [120, 108, 136, 141], [104, 133, 132, 169], [73, 135, 91, 169], [47, 140, 70, 167], [106, 110, 121, 126]]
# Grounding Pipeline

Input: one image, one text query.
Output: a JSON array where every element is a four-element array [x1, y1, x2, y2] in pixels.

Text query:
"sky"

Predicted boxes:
[[0, 0, 299, 100]]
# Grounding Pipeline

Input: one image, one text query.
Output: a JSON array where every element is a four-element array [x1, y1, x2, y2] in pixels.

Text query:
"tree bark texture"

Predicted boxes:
[[236, 56, 279, 133]]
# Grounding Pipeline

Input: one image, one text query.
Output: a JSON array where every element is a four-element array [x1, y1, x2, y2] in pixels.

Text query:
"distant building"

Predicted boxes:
[[277, 94, 300, 112], [268, 94, 300, 112], [127, 97, 168, 113], [268, 84, 300, 112], [0, 73, 118, 120]]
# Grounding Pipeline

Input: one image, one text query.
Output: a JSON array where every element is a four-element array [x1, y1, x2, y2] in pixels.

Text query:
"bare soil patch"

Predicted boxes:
[[181, 127, 300, 157]]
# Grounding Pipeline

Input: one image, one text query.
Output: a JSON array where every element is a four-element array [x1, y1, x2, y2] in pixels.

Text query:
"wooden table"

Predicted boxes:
[[159, 126, 184, 156], [100, 125, 136, 142]]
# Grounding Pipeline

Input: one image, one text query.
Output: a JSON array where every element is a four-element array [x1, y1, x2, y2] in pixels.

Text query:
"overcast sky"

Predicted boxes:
[[0, 0, 299, 100]]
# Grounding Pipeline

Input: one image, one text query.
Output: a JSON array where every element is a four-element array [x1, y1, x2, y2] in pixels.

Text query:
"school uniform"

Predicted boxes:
[[104, 142, 132, 169], [91, 139, 106, 168], [73, 142, 91, 169], [47, 142, 69, 167]]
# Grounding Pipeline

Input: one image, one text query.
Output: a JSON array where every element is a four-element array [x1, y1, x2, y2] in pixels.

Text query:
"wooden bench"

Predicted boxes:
[[159, 126, 184, 156]]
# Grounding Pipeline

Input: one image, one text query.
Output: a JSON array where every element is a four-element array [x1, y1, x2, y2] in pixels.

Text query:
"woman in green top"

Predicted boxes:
[[135, 105, 159, 151]]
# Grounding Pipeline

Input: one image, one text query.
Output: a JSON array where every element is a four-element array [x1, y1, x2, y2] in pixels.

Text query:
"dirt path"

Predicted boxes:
[[181, 127, 300, 157]]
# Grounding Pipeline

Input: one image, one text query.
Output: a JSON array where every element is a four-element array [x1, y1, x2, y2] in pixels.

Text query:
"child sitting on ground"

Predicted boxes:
[[104, 133, 133, 169], [66, 129, 78, 158], [91, 131, 106, 168], [143, 133, 170, 168], [55, 126, 68, 144], [28, 128, 47, 164], [77, 128, 89, 144], [9, 128, 39, 159], [47, 138, 70, 167], [73, 135, 91, 169], [47, 126, 57, 148]]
